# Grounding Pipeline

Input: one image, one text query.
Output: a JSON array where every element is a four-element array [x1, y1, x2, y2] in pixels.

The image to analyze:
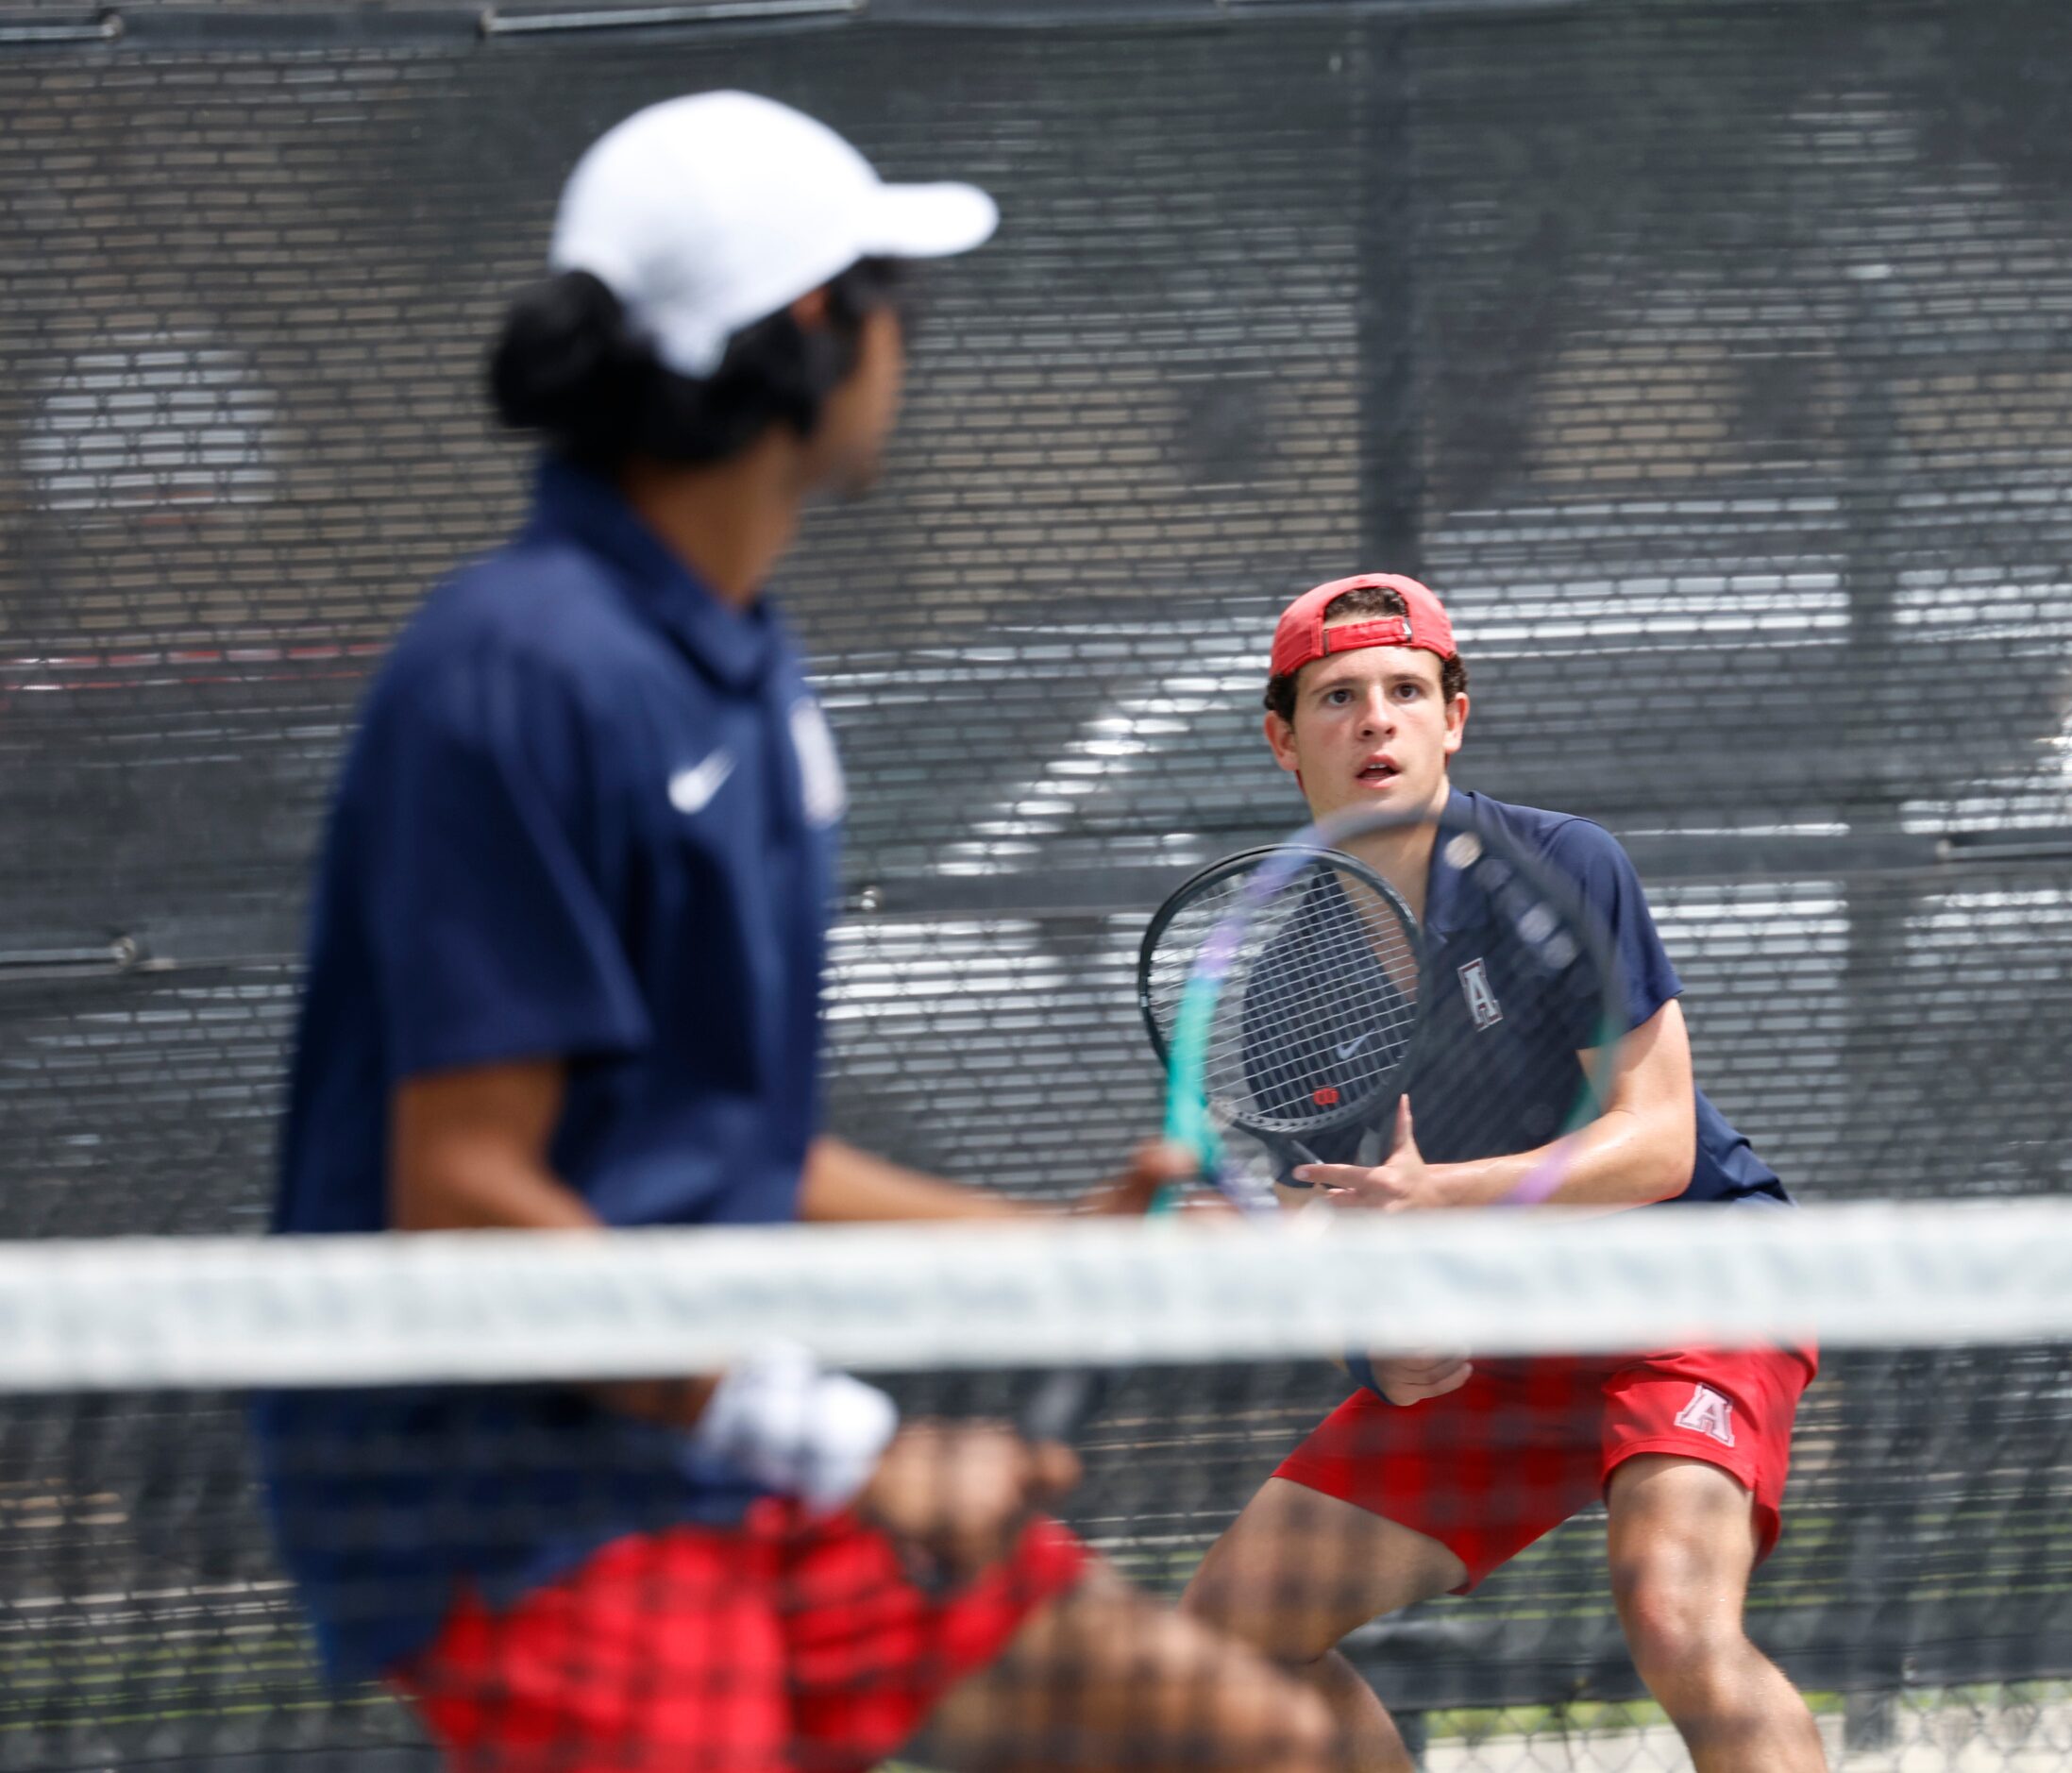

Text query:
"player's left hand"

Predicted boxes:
[[1290, 1098, 1453, 1211], [1070, 1140, 1206, 1215]]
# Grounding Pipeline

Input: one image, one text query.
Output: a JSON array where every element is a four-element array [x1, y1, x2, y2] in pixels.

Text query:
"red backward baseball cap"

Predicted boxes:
[[1269, 573, 1457, 680]]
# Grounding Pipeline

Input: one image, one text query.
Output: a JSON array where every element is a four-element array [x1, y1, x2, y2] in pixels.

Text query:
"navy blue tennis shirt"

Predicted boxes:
[[254, 457, 848, 1680], [1302, 789, 1790, 1208]]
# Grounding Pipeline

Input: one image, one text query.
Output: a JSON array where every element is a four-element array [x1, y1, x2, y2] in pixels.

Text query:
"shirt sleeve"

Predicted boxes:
[[357, 648, 652, 1081], [1540, 818, 1683, 1045]]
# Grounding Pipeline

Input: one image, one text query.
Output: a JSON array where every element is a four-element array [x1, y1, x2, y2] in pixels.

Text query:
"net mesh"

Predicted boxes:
[[0, 1212, 2070, 1770], [5, 0, 2072, 1765]]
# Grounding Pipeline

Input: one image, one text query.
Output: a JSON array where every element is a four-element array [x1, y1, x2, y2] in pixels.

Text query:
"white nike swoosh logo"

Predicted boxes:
[[1335, 1033, 1371, 1059], [668, 750, 735, 815]]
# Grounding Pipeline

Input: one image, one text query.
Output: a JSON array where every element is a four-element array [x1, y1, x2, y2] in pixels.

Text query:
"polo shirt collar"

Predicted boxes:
[[1420, 786, 1480, 942], [525, 455, 775, 690]]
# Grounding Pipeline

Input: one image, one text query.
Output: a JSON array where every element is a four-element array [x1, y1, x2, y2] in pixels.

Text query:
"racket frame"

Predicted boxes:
[[1137, 844, 1428, 1176]]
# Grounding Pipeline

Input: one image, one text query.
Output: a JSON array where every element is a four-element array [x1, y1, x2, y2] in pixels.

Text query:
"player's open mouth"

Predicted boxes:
[[1356, 758, 1399, 785]]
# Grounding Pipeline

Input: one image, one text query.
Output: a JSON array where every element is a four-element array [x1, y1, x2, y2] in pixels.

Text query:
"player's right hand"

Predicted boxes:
[[857, 1421, 1079, 1579], [1365, 1351, 1474, 1406], [1070, 1140, 1200, 1216]]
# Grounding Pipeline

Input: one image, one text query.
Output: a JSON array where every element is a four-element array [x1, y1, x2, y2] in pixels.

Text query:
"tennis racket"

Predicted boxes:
[[1138, 844, 1423, 1194], [1142, 801, 1630, 1209]]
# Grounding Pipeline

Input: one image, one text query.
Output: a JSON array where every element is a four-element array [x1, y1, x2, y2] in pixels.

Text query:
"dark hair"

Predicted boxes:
[[488, 257, 907, 472], [1262, 583, 1470, 724]]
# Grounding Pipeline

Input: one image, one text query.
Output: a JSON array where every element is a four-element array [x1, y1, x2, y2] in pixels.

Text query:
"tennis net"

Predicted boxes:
[[3, 1205, 2070, 1772]]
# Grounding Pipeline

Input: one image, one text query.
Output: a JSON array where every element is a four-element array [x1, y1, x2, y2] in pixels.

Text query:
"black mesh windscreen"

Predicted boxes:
[[5, 0, 2072, 1765], [7, 1351, 2072, 1768]]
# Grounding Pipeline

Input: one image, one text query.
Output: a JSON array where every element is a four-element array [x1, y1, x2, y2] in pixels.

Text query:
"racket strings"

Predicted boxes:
[[1142, 883, 1241, 1045], [1204, 862, 1419, 1133]]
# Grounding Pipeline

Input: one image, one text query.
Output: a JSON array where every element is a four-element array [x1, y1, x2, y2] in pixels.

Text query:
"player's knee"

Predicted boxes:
[[1256, 1680, 1338, 1773], [1617, 1579, 1746, 1705], [1189, 1657, 1336, 1773], [1129, 1608, 1338, 1769]]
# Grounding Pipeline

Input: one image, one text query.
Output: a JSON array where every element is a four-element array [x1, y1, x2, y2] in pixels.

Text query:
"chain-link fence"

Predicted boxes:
[[4, 1, 2072, 1766]]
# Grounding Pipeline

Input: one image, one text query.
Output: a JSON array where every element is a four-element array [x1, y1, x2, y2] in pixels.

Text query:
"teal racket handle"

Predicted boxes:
[[1152, 1085, 1226, 1214], [1155, 972, 1227, 1211]]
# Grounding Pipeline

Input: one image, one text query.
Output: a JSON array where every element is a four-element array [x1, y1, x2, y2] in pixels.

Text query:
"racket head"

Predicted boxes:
[[1138, 846, 1424, 1142], [1145, 802, 1632, 1206]]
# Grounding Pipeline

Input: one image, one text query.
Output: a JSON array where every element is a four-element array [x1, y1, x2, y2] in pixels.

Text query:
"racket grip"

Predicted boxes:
[[1150, 1145, 1221, 1214], [1019, 1367, 1111, 1445], [1153, 1105, 1230, 1215]]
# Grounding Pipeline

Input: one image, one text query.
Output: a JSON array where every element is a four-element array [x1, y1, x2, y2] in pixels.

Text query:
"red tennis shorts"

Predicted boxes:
[[392, 1501, 1090, 1773], [1275, 1345, 1816, 1591]]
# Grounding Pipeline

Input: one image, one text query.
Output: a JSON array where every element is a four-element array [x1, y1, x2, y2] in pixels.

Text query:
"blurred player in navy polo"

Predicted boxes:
[[1179, 574, 1824, 1773], [256, 93, 1336, 1773]]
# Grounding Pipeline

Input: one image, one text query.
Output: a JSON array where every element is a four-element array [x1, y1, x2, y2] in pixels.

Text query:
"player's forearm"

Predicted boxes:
[[797, 1135, 1034, 1224], [396, 1166, 713, 1427], [392, 1155, 603, 1231], [390, 1135, 602, 1232], [1437, 1106, 1692, 1210], [1439, 1001, 1697, 1210], [391, 1083, 699, 1415], [390, 1060, 601, 1232]]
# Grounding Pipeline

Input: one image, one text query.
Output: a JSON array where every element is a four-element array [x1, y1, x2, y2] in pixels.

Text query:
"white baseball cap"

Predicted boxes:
[[548, 91, 999, 380]]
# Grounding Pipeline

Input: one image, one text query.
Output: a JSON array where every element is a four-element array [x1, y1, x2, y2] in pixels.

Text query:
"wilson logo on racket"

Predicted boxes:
[[1457, 957, 1503, 1031]]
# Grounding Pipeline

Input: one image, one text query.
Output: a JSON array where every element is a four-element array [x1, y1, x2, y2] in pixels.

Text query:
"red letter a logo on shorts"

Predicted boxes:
[[1673, 1384, 1736, 1447]]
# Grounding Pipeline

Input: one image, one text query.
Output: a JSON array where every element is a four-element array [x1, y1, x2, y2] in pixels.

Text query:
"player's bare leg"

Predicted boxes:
[[1178, 1477, 1466, 1773], [1607, 1454, 1828, 1772], [916, 1562, 1338, 1773]]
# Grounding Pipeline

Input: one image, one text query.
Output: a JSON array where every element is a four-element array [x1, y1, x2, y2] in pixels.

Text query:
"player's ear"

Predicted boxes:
[[1263, 710, 1301, 775], [1442, 691, 1469, 758], [788, 285, 833, 329]]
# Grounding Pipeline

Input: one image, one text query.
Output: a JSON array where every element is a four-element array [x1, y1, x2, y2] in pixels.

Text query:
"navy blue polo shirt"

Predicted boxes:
[[254, 457, 847, 1680], [1297, 790, 1789, 1208]]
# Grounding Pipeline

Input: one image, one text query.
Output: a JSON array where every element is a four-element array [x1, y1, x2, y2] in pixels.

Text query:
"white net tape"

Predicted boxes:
[[0, 1199, 2066, 1392]]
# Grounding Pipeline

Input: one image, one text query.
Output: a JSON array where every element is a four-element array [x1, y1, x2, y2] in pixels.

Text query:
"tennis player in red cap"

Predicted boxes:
[[1178, 572, 1824, 1773]]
